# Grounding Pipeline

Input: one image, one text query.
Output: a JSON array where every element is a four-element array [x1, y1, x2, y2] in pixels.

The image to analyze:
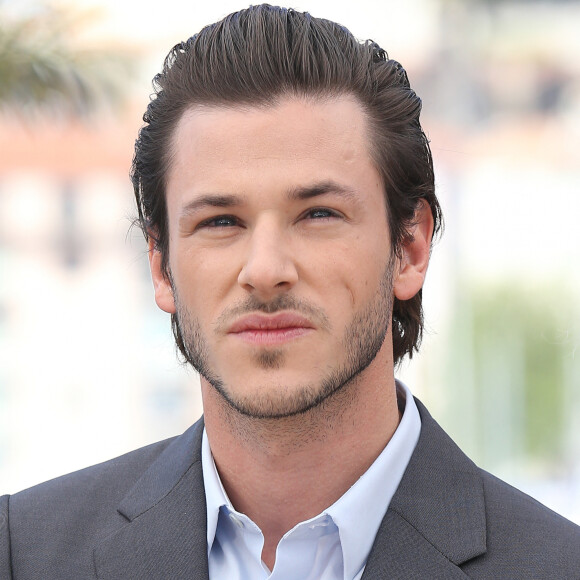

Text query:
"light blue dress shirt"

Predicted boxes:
[[202, 380, 421, 580]]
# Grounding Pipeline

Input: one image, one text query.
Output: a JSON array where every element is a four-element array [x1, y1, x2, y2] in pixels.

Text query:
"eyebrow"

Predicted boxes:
[[287, 181, 358, 202], [179, 180, 359, 218], [180, 194, 243, 218]]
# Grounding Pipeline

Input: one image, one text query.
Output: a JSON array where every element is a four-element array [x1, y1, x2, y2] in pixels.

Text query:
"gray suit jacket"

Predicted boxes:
[[1, 399, 579, 579]]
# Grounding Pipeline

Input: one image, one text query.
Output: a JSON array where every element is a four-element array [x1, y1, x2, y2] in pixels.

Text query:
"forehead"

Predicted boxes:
[[165, 94, 383, 209]]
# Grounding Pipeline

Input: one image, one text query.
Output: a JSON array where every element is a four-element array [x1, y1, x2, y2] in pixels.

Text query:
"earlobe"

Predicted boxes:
[[393, 199, 434, 301], [148, 238, 177, 314]]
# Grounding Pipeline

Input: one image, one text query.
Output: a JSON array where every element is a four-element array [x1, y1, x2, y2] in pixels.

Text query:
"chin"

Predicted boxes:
[[208, 362, 356, 420]]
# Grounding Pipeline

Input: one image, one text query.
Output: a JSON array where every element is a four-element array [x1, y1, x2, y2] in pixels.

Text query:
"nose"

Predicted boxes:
[[237, 219, 299, 299]]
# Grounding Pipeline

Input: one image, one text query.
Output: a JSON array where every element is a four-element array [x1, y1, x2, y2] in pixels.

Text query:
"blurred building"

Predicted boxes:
[[1, 0, 579, 522], [0, 110, 203, 492]]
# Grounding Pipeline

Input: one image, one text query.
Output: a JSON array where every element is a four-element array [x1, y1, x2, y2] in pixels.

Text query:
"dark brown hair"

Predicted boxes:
[[131, 4, 443, 365]]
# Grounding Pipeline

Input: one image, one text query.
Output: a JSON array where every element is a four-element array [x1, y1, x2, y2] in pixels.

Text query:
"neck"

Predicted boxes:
[[201, 358, 400, 567]]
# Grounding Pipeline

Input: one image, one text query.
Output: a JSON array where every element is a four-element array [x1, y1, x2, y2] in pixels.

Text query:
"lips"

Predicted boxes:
[[227, 312, 315, 345]]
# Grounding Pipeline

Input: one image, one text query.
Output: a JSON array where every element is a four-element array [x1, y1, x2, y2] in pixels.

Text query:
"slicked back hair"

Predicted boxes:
[[131, 4, 443, 366]]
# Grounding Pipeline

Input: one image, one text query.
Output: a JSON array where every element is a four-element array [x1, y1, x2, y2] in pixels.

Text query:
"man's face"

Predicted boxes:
[[151, 95, 398, 418]]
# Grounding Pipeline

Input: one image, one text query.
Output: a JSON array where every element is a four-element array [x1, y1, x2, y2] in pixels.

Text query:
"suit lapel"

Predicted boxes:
[[361, 510, 470, 579], [94, 419, 209, 580], [93, 399, 487, 579], [362, 398, 487, 579]]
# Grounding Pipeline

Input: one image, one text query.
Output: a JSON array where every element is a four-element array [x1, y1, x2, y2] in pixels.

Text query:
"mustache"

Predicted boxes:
[[215, 294, 331, 332]]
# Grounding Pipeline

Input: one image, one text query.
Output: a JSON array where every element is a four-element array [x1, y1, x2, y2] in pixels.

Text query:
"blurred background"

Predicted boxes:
[[1, 0, 579, 523]]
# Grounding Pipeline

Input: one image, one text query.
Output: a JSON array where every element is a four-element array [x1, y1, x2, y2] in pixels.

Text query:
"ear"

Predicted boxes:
[[148, 238, 176, 314], [393, 199, 434, 301]]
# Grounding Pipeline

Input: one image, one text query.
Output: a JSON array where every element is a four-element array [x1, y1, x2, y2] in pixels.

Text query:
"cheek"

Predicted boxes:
[[306, 244, 370, 308], [171, 247, 240, 307], [339, 252, 392, 307]]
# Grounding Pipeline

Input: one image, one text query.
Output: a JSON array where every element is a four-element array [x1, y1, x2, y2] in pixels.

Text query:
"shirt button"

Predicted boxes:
[[228, 513, 245, 529]]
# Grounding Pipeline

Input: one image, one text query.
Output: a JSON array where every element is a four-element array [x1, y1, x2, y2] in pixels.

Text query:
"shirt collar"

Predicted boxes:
[[201, 380, 421, 577], [324, 379, 421, 579], [202, 427, 230, 556]]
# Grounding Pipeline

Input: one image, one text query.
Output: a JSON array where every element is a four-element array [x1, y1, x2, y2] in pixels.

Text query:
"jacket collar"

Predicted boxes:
[[94, 418, 210, 579], [362, 398, 487, 578], [94, 399, 487, 579]]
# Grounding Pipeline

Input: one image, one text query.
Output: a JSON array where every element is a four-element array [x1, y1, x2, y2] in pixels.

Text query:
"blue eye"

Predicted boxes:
[[306, 208, 339, 219], [200, 215, 239, 228]]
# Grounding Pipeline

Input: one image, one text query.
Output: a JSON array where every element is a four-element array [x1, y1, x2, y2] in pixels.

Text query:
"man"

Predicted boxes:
[[1, 5, 578, 579]]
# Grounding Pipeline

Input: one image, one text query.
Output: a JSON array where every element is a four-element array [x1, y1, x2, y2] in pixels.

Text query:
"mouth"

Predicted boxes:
[[227, 312, 315, 346]]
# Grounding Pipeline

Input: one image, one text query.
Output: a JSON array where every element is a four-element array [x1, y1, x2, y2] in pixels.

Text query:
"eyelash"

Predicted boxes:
[[303, 207, 340, 220], [197, 215, 240, 228], [196, 207, 341, 230]]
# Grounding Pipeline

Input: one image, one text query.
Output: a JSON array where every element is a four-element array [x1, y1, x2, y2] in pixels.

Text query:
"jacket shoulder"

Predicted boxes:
[[400, 398, 580, 579], [2, 427, 200, 580], [11, 436, 176, 508], [466, 468, 580, 576]]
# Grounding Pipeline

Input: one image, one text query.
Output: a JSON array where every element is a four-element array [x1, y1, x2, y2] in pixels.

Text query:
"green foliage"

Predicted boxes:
[[447, 281, 578, 470], [472, 285, 569, 456], [0, 3, 136, 117]]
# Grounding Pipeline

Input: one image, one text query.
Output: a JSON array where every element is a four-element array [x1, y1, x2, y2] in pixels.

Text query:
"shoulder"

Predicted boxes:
[[8, 417, 205, 510], [1, 438, 174, 579], [480, 467, 577, 534], [1, 419, 205, 579], [470, 468, 580, 575], [8, 436, 176, 515], [405, 398, 580, 577]]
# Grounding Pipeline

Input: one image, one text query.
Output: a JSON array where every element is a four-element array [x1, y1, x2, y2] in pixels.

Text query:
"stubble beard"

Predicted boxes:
[[171, 256, 395, 420]]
